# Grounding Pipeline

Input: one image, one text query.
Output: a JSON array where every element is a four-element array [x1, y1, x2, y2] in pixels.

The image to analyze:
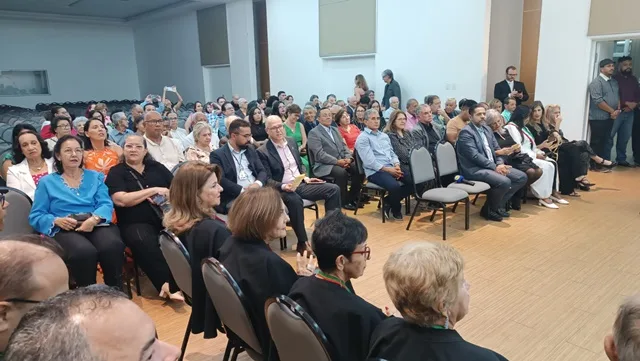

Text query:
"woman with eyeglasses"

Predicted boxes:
[[40, 106, 71, 140], [83, 118, 122, 177], [289, 211, 384, 361], [45, 115, 73, 152], [29, 134, 125, 289], [7, 130, 54, 200]]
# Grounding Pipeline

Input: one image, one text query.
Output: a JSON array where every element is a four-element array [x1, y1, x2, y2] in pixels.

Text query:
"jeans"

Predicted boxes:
[[610, 110, 634, 162], [367, 171, 413, 213], [468, 167, 528, 211]]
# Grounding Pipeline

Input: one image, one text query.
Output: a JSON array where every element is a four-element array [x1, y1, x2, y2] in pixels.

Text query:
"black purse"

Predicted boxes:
[[127, 170, 167, 221]]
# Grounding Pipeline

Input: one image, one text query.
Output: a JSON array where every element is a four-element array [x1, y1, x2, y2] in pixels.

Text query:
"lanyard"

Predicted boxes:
[[231, 151, 245, 171], [315, 271, 351, 293]]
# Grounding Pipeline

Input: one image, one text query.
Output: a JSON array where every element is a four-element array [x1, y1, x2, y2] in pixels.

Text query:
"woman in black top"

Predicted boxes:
[[384, 109, 419, 186], [105, 135, 180, 300], [369, 242, 508, 361], [248, 105, 268, 147]]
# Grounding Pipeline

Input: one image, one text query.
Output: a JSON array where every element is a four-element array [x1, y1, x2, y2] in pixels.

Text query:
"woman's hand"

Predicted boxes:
[[538, 140, 551, 149], [154, 187, 170, 198], [54, 217, 78, 231], [536, 153, 546, 160], [296, 251, 317, 276], [75, 217, 98, 233]]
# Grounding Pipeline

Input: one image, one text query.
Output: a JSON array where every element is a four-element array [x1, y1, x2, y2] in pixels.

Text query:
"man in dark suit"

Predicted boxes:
[[210, 119, 268, 213], [493, 66, 529, 106], [456, 104, 527, 222], [258, 116, 341, 254], [346, 96, 358, 121], [308, 107, 362, 210]]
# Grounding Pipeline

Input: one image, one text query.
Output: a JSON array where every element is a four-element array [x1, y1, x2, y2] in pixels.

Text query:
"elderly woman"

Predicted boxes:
[[302, 104, 319, 135], [185, 122, 215, 162], [184, 112, 219, 150], [73, 116, 88, 137], [45, 115, 73, 152], [105, 134, 180, 301], [7, 130, 54, 200], [336, 108, 360, 151], [83, 118, 122, 176], [29, 135, 124, 289], [369, 242, 509, 361]]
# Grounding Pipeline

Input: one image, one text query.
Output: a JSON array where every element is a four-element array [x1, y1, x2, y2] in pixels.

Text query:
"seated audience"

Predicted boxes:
[[258, 116, 341, 254], [28, 135, 125, 289], [412, 104, 442, 154], [6, 130, 54, 200], [144, 111, 185, 171], [446, 99, 477, 144], [425, 95, 450, 138], [185, 122, 215, 162], [219, 187, 313, 360], [382, 96, 400, 120], [210, 119, 267, 213], [107, 112, 133, 147], [0, 236, 68, 355], [127, 104, 143, 131], [502, 97, 516, 122], [73, 116, 88, 137], [456, 104, 527, 221], [336, 108, 361, 151], [1, 124, 37, 181], [164, 161, 230, 338], [106, 134, 181, 301], [83, 118, 122, 177], [134, 115, 145, 136], [385, 109, 420, 190], [289, 211, 385, 361], [308, 107, 362, 211], [45, 115, 72, 152], [184, 112, 220, 150], [489, 98, 503, 112], [369, 242, 509, 361], [405, 98, 419, 131], [355, 109, 412, 221], [249, 105, 268, 147], [605, 294, 640, 361], [283, 104, 309, 172], [5, 285, 181, 361], [40, 106, 70, 140], [302, 104, 319, 135], [94, 102, 111, 125], [346, 96, 358, 120], [353, 104, 367, 131], [167, 111, 189, 146], [445, 97, 460, 118], [272, 100, 287, 121]]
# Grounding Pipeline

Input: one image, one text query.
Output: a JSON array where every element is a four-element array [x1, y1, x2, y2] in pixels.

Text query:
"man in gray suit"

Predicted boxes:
[[456, 104, 527, 222], [307, 107, 362, 210]]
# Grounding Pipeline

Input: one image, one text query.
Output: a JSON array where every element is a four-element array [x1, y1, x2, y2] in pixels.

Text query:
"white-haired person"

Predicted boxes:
[[605, 294, 640, 361], [185, 122, 215, 162], [369, 242, 509, 361]]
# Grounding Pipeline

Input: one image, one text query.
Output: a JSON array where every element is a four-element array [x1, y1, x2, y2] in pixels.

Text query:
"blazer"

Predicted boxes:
[[257, 138, 305, 190], [456, 124, 504, 179], [210, 144, 268, 210], [307, 125, 352, 178], [6, 158, 55, 200], [493, 80, 529, 106]]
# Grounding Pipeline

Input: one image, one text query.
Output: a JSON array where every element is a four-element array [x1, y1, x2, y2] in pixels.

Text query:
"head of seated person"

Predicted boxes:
[[163, 161, 224, 235], [509, 105, 531, 129], [228, 187, 289, 242], [0, 235, 69, 353], [363, 108, 383, 132], [83, 118, 110, 150], [51, 115, 72, 140], [385, 109, 407, 134], [224, 118, 249, 149], [192, 121, 213, 150], [317, 107, 333, 127], [144, 111, 164, 142], [265, 115, 286, 144], [13, 130, 52, 166], [605, 294, 640, 361], [111, 112, 129, 133], [302, 105, 317, 123], [121, 134, 153, 167], [4, 284, 180, 361], [53, 135, 86, 174], [73, 116, 88, 136]]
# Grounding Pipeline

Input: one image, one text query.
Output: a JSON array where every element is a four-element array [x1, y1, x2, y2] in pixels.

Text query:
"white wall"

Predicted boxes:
[[203, 66, 233, 102], [266, 0, 491, 106], [226, 0, 258, 99], [535, 0, 593, 140], [0, 19, 139, 108], [133, 11, 206, 103]]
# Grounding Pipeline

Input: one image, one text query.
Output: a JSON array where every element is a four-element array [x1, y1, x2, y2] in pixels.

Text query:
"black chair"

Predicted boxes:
[[0, 187, 34, 236], [171, 161, 187, 175]]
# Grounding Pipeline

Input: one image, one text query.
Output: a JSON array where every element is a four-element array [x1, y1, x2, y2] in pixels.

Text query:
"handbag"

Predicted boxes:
[[127, 169, 167, 221]]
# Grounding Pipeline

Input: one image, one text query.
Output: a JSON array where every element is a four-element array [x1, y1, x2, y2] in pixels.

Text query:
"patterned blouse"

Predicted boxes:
[[387, 131, 419, 170], [185, 145, 213, 163], [84, 147, 120, 176]]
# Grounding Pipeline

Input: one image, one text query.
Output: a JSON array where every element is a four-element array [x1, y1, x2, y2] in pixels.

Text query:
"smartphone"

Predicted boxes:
[[164, 86, 174, 92], [151, 194, 167, 205]]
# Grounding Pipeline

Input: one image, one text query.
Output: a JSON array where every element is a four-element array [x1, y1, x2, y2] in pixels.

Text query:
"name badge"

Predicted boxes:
[[238, 169, 248, 180]]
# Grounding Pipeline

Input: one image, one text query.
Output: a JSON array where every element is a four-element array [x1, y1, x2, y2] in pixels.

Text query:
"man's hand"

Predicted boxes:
[[437, 109, 447, 118], [611, 110, 621, 120], [248, 183, 261, 190], [627, 102, 637, 110], [510, 90, 518, 98], [336, 159, 348, 168], [281, 183, 295, 192], [515, 91, 523, 99], [496, 164, 509, 175], [384, 167, 403, 178], [306, 178, 325, 184]]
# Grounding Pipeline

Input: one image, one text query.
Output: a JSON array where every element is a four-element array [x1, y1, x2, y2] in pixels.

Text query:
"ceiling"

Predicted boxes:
[[0, 0, 188, 20]]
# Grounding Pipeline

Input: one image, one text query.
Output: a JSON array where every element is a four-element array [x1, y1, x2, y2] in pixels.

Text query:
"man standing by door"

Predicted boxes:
[[588, 58, 620, 171], [613, 56, 640, 167]]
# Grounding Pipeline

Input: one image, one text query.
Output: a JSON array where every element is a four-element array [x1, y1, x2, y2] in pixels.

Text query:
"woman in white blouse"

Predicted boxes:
[[505, 106, 568, 209], [7, 129, 55, 200], [185, 122, 215, 162]]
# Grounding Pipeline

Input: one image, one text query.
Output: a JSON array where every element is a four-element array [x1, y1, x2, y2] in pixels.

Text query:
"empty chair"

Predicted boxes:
[[265, 295, 333, 361], [0, 187, 33, 236], [435, 142, 490, 207]]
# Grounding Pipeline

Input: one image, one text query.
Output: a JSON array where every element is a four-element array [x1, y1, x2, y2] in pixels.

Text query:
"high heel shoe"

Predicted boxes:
[[160, 283, 185, 302], [538, 199, 559, 209], [550, 195, 569, 205]]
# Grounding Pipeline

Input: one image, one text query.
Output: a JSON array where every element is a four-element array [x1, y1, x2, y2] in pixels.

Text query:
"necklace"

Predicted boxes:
[[315, 271, 351, 293], [62, 171, 83, 195], [28, 160, 45, 172]]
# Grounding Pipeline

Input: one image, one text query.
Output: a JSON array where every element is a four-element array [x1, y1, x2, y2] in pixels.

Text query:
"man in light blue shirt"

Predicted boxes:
[[108, 112, 133, 147], [355, 109, 412, 221]]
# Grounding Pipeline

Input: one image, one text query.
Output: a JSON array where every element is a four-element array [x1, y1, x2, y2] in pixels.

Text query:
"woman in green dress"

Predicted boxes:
[[282, 104, 310, 175]]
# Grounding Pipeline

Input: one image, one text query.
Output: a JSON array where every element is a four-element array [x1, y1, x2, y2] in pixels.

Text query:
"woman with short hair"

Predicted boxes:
[[283, 104, 309, 173], [45, 115, 73, 152], [185, 122, 214, 162], [73, 116, 88, 137], [336, 108, 360, 152], [7, 130, 54, 200], [369, 242, 509, 361]]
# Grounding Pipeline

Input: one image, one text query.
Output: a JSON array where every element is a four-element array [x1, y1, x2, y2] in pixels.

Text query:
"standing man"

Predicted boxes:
[[381, 69, 402, 109], [588, 58, 620, 170], [493, 66, 529, 106], [612, 56, 640, 167]]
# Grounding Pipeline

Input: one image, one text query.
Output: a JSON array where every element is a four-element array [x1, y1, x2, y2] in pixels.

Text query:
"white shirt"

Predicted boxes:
[[599, 73, 611, 82], [144, 135, 185, 171], [228, 143, 256, 189], [507, 80, 515, 92]]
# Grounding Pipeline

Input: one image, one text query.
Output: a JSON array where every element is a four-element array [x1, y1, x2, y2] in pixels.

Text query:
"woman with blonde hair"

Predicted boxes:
[[354, 74, 369, 99], [369, 242, 509, 361], [163, 161, 230, 338], [185, 122, 215, 162], [488, 98, 503, 113]]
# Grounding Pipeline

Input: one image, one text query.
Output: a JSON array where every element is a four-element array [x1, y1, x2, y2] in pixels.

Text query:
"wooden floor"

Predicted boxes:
[[134, 168, 640, 361]]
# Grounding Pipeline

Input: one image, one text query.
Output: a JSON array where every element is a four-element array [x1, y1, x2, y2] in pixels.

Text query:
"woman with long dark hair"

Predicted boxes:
[[83, 118, 122, 176], [6, 129, 54, 200], [1, 123, 37, 180]]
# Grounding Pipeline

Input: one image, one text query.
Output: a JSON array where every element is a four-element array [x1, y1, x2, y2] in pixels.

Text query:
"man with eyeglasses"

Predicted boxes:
[[258, 116, 341, 254], [0, 235, 69, 357], [493, 66, 529, 106], [211, 119, 268, 213], [143, 111, 185, 171]]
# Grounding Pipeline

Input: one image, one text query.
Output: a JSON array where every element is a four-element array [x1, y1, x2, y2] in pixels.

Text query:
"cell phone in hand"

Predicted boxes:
[[151, 194, 167, 205], [164, 86, 175, 92]]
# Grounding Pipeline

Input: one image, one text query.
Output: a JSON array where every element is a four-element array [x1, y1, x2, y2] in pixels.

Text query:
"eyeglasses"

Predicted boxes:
[[4, 298, 41, 304], [268, 124, 284, 131], [146, 120, 163, 124], [351, 246, 371, 260], [57, 125, 71, 129]]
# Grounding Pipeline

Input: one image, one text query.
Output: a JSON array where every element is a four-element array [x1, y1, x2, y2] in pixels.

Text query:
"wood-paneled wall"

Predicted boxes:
[[519, 0, 541, 104], [589, 0, 640, 36]]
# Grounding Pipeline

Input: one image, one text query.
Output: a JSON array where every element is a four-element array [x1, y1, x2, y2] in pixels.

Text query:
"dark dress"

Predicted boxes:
[[251, 122, 268, 142], [180, 218, 231, 338], [493, 130, 539, 173], [368, 317, 509, 361], [288, 276, 386, 361], [387, 131, 419, 186], [218, 236, 299, 360]]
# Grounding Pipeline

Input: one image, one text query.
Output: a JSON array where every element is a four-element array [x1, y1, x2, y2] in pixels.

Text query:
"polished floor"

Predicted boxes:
[[136, 167, 640, 361]]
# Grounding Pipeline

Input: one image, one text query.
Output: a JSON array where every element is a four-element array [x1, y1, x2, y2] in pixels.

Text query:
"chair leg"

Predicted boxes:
[[133, 258, 141, 296], [354, 190, 362, 215], [381, 191, 386, 223], [465, 198, 470, 230], [125, 275, 133, 299], [452, 201, 459, 213], [472, 193, 479, 205], [442, 204, 447, 241], [429, 209, 437, 222], [178, 314, 192, 361], [406, 199, 421, 230], [314, 205, 319, 219], [222, 339, 233, 361], [405, 196, 410, 215], [230, 347, 241, 361]]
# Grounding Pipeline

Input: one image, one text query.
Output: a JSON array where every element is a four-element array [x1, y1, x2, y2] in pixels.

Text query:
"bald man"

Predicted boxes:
[[0, 236, 69, 355], [143, 111, 185, 171]]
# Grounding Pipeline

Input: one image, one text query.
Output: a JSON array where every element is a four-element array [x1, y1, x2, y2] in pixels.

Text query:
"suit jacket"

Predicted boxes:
[[493, 80, 529, 105], [347, 106, 356, 120], [411, 122, 442, 154], [456, 124, 504, 179], [210, 144, 268, 210], [257, 138, 305, 190], [6, 158, 55, 200], [307, 125, 352, 178]]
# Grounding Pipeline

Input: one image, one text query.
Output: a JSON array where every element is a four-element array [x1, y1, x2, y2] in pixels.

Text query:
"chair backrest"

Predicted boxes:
[[306, 143, 316, 177], [409, 147, 436, 185], [201, 257, 263, 354], [435, 142, 459, 177], [158, 229, 193, 299], [0, 187, 33, 236], [171, 161, 186, 175], [266, 295, 333, 361], [353, 149, 365, 175]]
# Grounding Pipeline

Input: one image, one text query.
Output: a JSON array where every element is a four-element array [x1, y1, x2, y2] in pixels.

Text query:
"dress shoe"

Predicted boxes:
[[496, 208, 510, 218], [343, 203, 357, 211], [550, 195, 569, 205], [391, 209, 404, 221], [538, 199, 559, 209], [510, 201, 522, 211], [383, 205, 393, 220], [617, 161, 635, 167], [483, 210, 503, 222]]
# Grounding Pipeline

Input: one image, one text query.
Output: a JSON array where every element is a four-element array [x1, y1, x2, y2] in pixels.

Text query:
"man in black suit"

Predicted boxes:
[[493, 66, 529, 106], [258, 116, 341, 254], [346, 96, 358, 121], [210, 119, 268, 213]]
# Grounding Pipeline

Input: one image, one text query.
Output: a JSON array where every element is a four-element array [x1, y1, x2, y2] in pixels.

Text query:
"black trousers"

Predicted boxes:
[[54, 225, 125, 289], [633, 109, 640, 163], [119, 222, 178, 293], [589, 118, 613, 162], [327, 164, 362, 205]]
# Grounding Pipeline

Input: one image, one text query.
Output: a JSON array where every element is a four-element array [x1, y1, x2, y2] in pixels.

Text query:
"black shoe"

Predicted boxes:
[[484, 210, 503, 222], [343, 203, 357, 211], [497, 208, 510, 218], [480, 205, 489, 217], [618, 161, 634, 167], [391, 210, 403, 221], [383, 205, 393, 220], [510, 201, 522, 211]]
